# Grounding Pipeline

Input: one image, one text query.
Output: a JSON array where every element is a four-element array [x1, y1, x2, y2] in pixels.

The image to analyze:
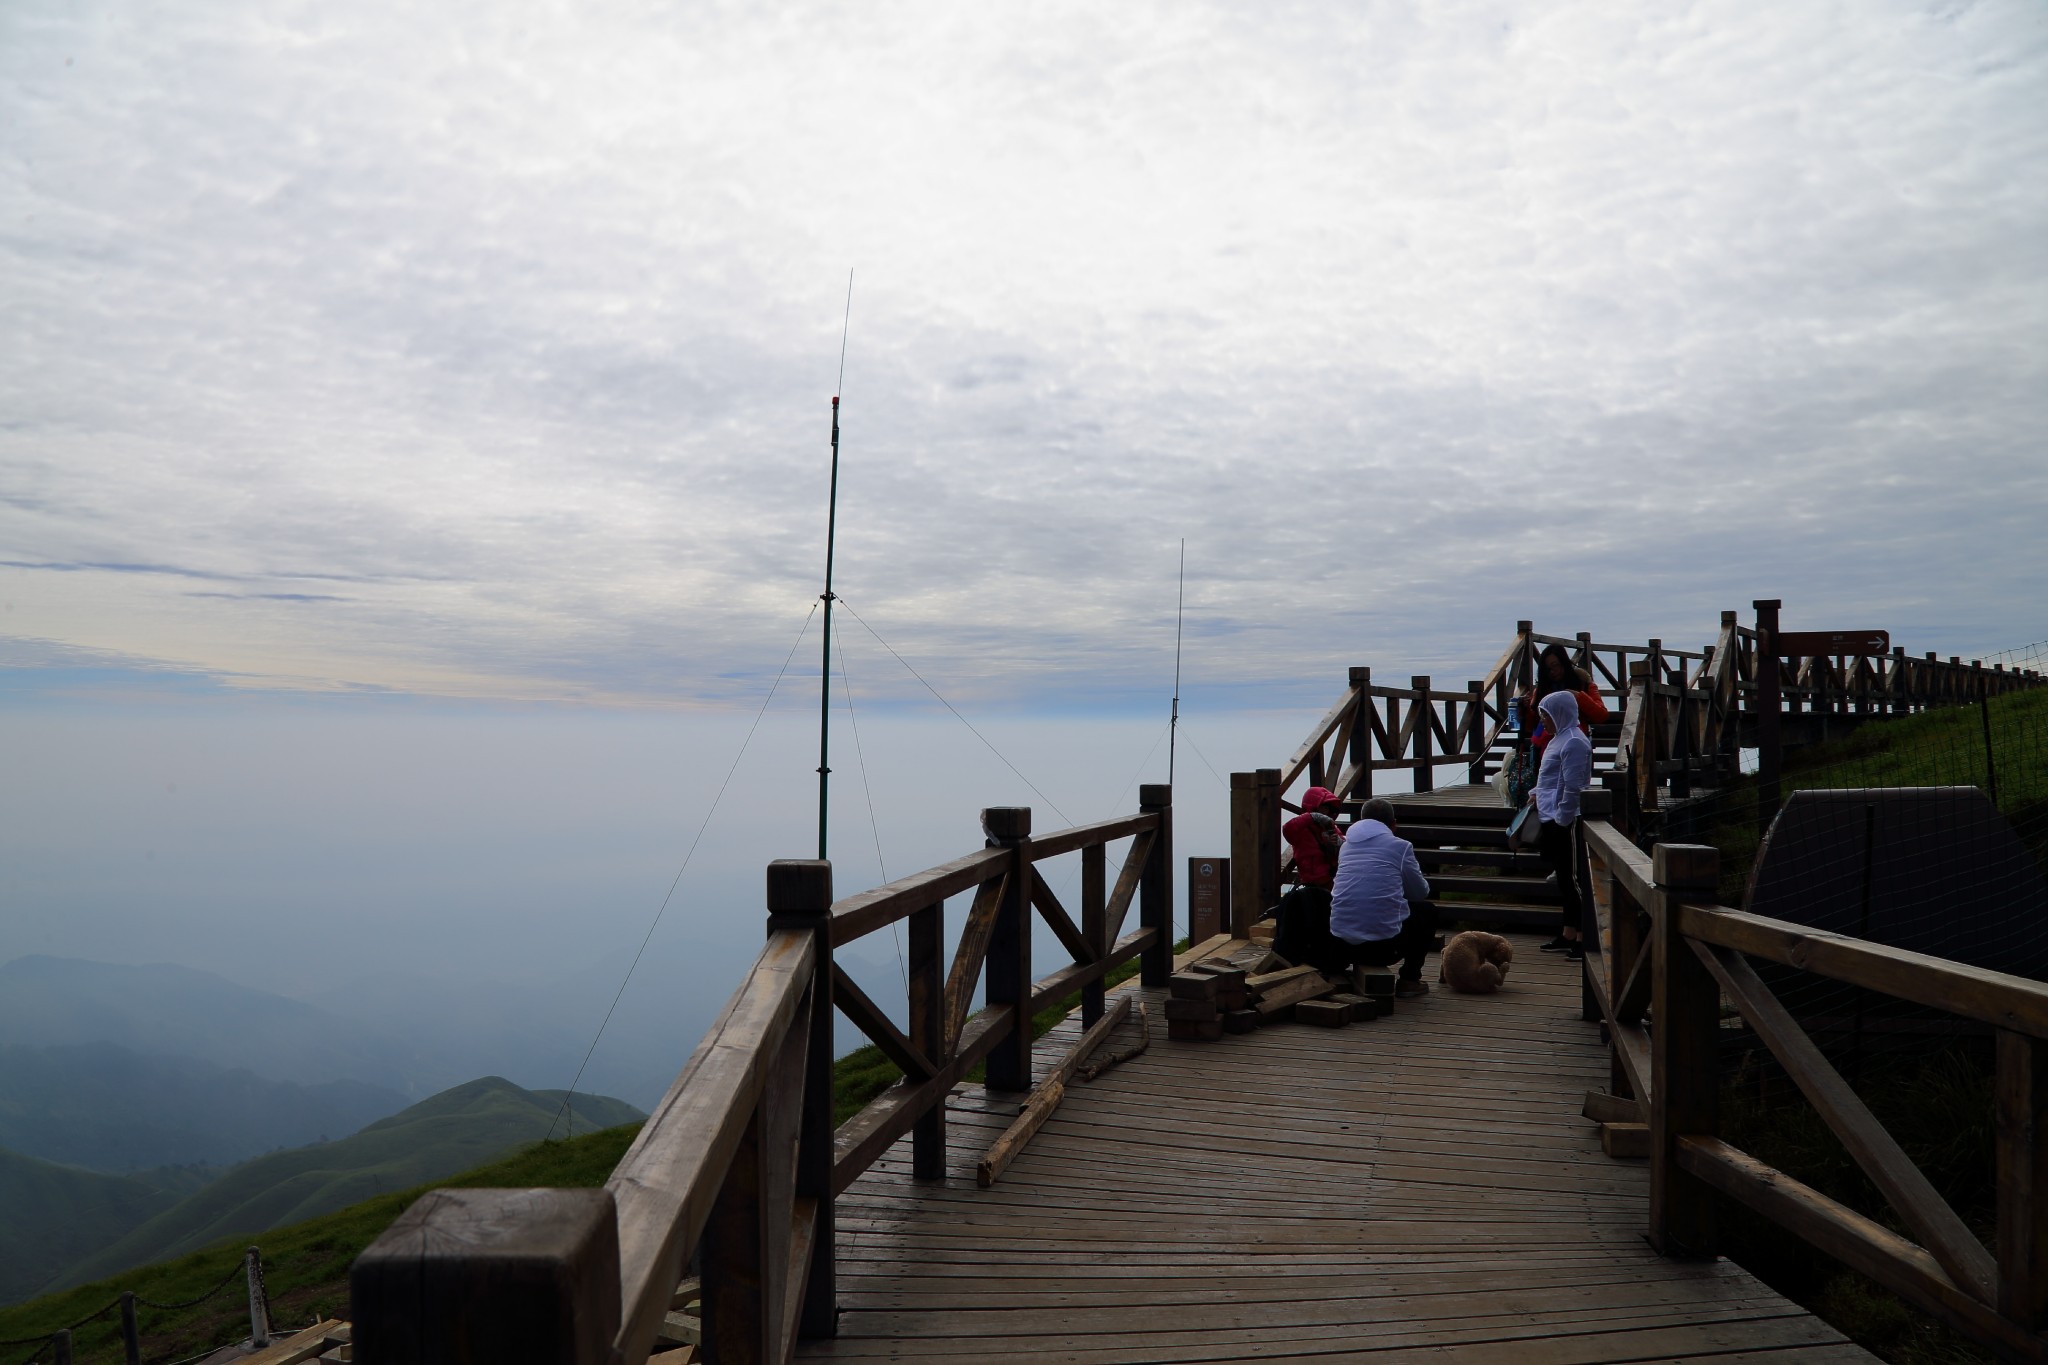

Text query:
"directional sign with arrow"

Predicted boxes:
[[1774, 630, 1891, 656]]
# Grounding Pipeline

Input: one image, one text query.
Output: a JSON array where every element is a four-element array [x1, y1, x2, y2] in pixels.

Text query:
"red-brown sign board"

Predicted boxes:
[[1775, 630, 1890, 656], [1188, 856, 1229, 944]]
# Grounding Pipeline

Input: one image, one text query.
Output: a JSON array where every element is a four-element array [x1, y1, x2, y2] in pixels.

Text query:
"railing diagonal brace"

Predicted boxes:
[[1102, 830, 1154, 945], [1616, 933, 1653, 1025], [1029, 868, 1096, 966], [831, 964, 936, 1081], [1688, 937, 1999, 1305], [943, 874, 1008, 1051]]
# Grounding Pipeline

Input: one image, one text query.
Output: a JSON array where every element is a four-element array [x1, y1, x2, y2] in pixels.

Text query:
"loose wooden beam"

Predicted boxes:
[[1080, 1002, 1151, 1080], [977, 997, 1133, 1186], [831, 1002, 1016, 1194], [1689, 937, 1996, 1303]]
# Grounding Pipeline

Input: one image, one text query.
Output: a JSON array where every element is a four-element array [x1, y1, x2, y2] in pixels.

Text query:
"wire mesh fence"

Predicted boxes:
[[1658, 681, 2046, 1092], [1623, 676, 2047, 1354]]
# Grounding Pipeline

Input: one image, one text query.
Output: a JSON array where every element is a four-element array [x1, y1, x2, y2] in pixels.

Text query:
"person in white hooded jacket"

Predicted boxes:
[[1530, 688, 1593, 960]]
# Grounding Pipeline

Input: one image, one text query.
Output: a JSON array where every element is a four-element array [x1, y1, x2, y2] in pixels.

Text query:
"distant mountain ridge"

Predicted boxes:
[[0, 1041, 408, 1173], [55, 1076, 643, 1292], [0, 956, 435, 1096]]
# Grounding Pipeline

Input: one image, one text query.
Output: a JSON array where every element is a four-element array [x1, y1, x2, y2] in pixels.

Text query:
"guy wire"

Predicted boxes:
[[546, 602, 819, 1142]]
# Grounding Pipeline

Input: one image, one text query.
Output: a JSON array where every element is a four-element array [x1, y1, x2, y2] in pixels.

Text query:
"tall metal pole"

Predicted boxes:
[[818, 393, 841, 860], [1168, 539, 1185, 787], [818, 273, 853, 859]]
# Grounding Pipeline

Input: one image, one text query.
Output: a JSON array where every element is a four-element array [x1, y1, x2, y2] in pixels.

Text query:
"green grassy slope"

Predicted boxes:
[[1689, 684, 2048, 906], [0, 1123, 643, 1365], [57, 1078, 641, 1290], [0, 1149, 178, 1307]]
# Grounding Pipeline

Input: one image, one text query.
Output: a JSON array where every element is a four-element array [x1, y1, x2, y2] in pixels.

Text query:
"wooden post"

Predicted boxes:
[[1081, 845, 1107, 1027], [767, 859, 837, 1339], [246, 1246, 270, 1347], [983, 807, 1034, 1093], [1229, 773, 1258, 939], [1255, 769, 1282, 917], [352, 1188, 620, 1365], [1139, 784, 1173, 987], [1515, 622, 1535, 694], [120, 1292, 139, 1365], [1754, 600, 1782, 834], [908, 898, 946, 1179], [1997, 1029, 2048, 1330], [1466, 680, 1487, 784], [52, 1330, 71, 1365], [1348, 667, 1373, 798], [1649, 843, 1721, 1258], [1411, 676, 1434, 793], [1577, 789, 1613, 1025]]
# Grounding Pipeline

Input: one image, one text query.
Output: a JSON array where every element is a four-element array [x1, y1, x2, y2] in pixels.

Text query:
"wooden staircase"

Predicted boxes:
[[1384, 788, 1568, 934]]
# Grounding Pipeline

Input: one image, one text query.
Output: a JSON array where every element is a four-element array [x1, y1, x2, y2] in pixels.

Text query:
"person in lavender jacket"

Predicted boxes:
[[1530, 688, 1594, 960]]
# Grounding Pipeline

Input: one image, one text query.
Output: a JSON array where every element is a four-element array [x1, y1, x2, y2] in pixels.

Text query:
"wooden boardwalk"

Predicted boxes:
[[800, 942, 1873, 1364]]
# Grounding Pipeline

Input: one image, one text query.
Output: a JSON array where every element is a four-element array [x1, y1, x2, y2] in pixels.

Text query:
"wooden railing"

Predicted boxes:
[[1579, 821, 2048, 1362], [1614, 602, 2045, 829], [351, 789, 1173, 1365]]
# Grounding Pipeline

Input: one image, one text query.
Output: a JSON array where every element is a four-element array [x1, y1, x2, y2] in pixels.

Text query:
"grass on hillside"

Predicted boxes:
[[5, 944, 1174, 1364], [0, 1125, 642, 1365], [1688, 685, 2048, 906]]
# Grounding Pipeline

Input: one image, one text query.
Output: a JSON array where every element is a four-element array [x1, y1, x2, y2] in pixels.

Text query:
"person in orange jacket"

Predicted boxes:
[[1528, 644, 1608, 758]]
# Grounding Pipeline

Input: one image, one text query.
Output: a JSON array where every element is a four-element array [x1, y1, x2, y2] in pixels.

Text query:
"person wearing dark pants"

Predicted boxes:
[[1328, 797, 1436, 998], [1530, 689, 1594, 960]]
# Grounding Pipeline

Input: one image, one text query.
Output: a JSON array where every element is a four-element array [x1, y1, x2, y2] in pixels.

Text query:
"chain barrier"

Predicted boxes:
[[1, 1251, 251, 1365]]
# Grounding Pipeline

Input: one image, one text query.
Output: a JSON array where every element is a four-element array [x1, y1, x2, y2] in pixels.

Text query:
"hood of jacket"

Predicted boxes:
[[1301, 786, 1337, 814], [1539, 688, 1580, 736]]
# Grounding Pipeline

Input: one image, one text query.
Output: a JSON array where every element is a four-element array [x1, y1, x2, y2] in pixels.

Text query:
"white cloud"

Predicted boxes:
[[2, 0, 2043, 707]]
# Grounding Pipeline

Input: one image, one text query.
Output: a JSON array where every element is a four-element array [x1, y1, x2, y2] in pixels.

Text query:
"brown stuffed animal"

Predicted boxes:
[[1438, 930, 1514, 993]]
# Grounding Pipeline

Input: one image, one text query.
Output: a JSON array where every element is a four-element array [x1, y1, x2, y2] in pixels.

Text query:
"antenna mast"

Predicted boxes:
[[818, 271, 853, 859], [1169, 539, 1185, 787]]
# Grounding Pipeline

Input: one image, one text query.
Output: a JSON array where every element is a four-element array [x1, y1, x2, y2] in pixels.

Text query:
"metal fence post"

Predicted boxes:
[[120, 1292, 139, 1365], [246, 1247, 270, 1348]]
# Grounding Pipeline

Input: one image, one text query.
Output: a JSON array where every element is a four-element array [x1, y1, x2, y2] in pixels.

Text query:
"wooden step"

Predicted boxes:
[[1428, 874, 1562, 902], [1415, 848, 1547, 874], [1402, 825, 1515, 847], [1433, 901, 1567, 931]]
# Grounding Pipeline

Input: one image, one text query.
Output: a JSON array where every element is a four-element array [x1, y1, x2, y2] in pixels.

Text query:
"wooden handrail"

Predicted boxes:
[[1674, 902, 2048, 1041], [1579, 831, 2048, 1360], [829, 847, 1007, 945], [353, 794, 1174, 1365]]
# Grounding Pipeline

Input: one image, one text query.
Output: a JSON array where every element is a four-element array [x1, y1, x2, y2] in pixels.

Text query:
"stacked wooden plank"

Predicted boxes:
[[1164, 942, 1399, 1037]]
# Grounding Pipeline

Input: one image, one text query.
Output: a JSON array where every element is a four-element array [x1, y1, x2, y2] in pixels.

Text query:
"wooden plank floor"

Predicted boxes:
[[799, 940, 1874, 1364]]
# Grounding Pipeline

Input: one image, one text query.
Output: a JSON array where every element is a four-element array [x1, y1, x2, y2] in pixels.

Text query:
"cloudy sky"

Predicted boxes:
[[3, 0, 2042, 715]]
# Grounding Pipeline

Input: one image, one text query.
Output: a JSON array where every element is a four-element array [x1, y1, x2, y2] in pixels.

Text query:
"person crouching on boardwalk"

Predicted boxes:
[[1275, 786, 1346, 969], [1327, 797, 1437, 999], [1530, 689, 1593, 960], [1283, 786, 1344, 889]]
